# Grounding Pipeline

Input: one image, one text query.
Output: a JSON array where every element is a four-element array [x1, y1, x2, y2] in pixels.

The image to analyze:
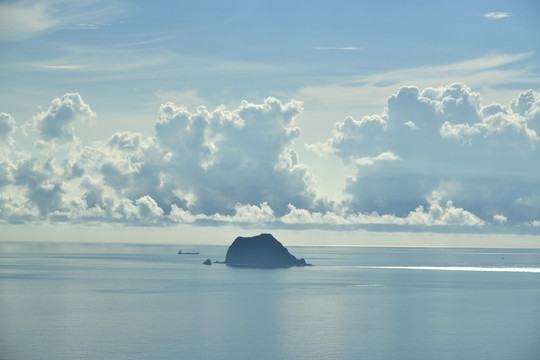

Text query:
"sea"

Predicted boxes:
[[1, 241, 539, 360]]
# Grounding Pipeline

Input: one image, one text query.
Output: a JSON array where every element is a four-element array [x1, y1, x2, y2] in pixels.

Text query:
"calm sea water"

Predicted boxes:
[[1, 241, 539, 360]]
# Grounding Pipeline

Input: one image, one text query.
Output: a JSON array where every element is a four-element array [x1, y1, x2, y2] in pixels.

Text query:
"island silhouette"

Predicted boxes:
[[225, 233, 309, 268]]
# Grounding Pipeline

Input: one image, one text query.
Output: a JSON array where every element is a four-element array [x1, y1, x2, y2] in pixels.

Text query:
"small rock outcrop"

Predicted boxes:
[[225, 233, 308, 268], [202, 258, 212, 265]]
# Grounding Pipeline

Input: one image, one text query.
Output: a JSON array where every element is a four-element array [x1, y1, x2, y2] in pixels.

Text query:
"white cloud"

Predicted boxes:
[[527, 220, 540, 227], [318, 115, 388, 162], [32, 93, 96, 143], [510, 89, 537, 116], [313, 84, 540, 224], [280, 197, 485, 227], [106, 131, 145, 152], [1, 88, 538, 231], [168, 205, 203, 224], [152, 97, 327, 216], [483, 12, 511, 20], [2, 94, 332, 225], [440, 96, 539, 145], [296, 53, 537, 133], [493, 214, 508, 224], [354, 152, 401, 166], [281, 204, 351, 225], [0, 159, 14, 189], [210, 202, 276, 224], [404, 199, 485, 227], [0, 2, 58, 42], [134, 196, 164, 224], [0, 113, 16, 144], [0, 1, 118, 42], [13, 157, 66, 217], [440, 122, 480, 143], [404, 121, 418, 130]]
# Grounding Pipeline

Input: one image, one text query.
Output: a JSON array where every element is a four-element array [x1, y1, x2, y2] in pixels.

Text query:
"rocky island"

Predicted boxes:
[[225, 233, 309, 268]]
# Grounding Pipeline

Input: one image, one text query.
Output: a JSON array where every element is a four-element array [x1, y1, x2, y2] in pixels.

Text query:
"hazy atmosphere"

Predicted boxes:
[[1, 0, 539, 244], [2, 3, 540, 360]]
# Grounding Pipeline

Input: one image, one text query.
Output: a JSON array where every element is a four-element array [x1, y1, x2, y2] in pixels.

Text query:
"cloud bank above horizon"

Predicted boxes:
[[1, 84, 538, 233], [1, 0, 539, 237]]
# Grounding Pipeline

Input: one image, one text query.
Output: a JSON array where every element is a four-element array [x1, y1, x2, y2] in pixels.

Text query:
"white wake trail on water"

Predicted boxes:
[[356, 266, 540, 273]]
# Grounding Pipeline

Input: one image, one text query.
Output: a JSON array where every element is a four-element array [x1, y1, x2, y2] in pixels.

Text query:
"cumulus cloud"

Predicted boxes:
[[0, 159, 14, 189], [13, 158, 65, 217], [311, 84, 540, 225], [527, 220, 540, 227], [1, 87, 538, 232], [439, 122, 480, 143], [32, 93, 95, 143], [209, 202, 276, 224], [281, 205, 350, 225], [134, 196, 165, 224], [0, 113, 16, 144], [152, 97, 326, 217], [280, 196, 484, 227], [331, 115, 389, 161], [493, 214, 508, 224], [2, 94, 333, 226], [403, 196, 485, 227]]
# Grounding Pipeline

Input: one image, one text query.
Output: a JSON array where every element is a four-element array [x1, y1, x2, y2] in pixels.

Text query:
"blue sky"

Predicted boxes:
[[0, 0, 539, 244]]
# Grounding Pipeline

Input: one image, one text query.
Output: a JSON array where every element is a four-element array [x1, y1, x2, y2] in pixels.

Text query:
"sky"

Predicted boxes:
[[0, 0, 539, 245]]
